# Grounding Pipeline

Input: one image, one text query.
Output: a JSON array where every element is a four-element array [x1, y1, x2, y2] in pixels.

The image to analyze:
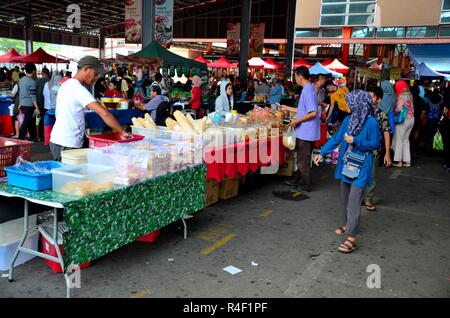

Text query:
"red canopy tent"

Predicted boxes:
[[195, 56, 210, 65], [229, 62, 239, 69], [322, 59, 334, 67], [325, 59, 349, 74], [208, 56, 231, 68], [0, 49, 22, 63], [264, 58, 282, 70], [11, 48, 69, 64], [293, 58, 311, 68]]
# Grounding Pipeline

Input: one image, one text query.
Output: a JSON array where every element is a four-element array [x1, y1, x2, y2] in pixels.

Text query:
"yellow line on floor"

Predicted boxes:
[[196, 224, 234, 242], [201, 233, 237, 256], [260, 209, 273, 218], [129, 288, 151, 298]]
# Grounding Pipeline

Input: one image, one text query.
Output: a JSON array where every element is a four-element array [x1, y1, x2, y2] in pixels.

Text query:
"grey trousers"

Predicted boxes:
[[341, 182, 365, 236], [49, 142, 75, 162]]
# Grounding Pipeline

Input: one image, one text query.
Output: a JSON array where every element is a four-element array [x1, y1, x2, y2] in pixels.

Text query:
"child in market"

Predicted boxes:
[[103, 80, 122, 98]]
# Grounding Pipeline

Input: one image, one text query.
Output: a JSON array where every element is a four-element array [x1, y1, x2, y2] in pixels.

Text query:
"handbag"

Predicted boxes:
[[342, 146, 367, 179], [394, 106, 408, 124]]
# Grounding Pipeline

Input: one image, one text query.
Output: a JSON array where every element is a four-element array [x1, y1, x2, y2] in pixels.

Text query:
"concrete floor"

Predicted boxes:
[[1, 142, 449, 298]]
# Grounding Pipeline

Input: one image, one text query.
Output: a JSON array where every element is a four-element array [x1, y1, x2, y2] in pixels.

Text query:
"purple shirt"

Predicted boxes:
[[295, 83, 320, 141]]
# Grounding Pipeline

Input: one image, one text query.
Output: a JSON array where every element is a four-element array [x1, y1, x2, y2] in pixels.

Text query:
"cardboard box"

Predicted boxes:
[[218, 178, 239, 200], [205, 179, 219, 207]]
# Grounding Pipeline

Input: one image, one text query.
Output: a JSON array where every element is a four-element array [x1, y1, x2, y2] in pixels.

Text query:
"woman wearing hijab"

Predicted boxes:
[[185, 75, 203, 117], [314, 90, 380, 253], [379, 80, 397, 114], [43, 71, 63, 111], [392, 80, 415, 167], [215, 81, 234, 117]]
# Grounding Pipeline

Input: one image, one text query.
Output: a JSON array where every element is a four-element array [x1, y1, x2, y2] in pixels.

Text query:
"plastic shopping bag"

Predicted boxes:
[[18, 111, 25, 128], [433, 131, 444, 152], [283, 126, 296, 151]]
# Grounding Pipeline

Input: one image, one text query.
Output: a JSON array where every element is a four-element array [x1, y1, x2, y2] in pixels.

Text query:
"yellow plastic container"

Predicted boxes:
[[61, 149, 88, 165]]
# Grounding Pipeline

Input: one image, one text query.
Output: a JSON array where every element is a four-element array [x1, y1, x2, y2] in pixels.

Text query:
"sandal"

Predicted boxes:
[[365, 203, 376, 212], [338, 239, 358, 254], [335, 226, 346, 235]]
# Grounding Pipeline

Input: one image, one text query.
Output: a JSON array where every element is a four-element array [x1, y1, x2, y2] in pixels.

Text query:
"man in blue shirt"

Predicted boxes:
[[281, 66, 320, 192]]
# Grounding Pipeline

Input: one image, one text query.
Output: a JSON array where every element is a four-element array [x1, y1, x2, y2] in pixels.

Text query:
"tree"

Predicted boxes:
[[0, 37, 59, 55]]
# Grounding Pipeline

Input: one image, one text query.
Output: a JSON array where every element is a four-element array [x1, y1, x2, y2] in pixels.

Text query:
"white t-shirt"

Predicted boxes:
[[50, 79, 96, 148]]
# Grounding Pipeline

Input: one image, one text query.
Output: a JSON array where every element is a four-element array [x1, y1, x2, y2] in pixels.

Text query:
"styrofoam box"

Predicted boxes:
[[61, 149, 88, 165], [0, 215, 38, 271]]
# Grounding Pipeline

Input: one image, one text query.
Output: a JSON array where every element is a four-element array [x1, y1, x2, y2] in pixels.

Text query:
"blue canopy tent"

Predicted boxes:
[[415, 62, 450, 80], [309, 62, 343, 78], [407, 44, 450, 74]]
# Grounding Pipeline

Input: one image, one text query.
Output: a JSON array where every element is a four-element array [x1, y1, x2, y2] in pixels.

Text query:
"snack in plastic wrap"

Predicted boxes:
[[62, 181, 114, 196]]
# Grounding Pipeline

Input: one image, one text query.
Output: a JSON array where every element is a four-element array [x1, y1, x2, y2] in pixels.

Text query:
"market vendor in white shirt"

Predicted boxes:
[[50, 56, 131, 161]]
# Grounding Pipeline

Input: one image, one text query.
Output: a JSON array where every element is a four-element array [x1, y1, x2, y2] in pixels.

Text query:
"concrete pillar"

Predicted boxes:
[[142, 0, 155, 47], [342, 27, 352, 66], [239, 0, 252, 86], [24, 15, 33, 55], [99, 28, 106, 60], [285, 0, 297, 79]]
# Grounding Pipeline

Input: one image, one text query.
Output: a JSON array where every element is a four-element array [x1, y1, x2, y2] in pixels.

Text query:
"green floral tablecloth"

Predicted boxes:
[[0, 164, 206, 271]]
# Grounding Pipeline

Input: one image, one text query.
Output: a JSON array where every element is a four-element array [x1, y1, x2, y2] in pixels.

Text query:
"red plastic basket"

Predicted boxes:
[[0, 137, 33, 178], [87, 132, 144, 148]]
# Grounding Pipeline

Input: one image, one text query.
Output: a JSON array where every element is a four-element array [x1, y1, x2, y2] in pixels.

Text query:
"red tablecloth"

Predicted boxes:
[[205, 135, 286, 182]]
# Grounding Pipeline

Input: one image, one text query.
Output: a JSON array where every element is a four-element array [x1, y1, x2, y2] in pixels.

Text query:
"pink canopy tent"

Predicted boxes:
[[195, 56, 210, 65], [229, 62, 239, 69], [11, 48, 69, 64], [293, 58, 311, 69], [0, 49, 22, 63], [208, 56, 231, 68], [248, 57, 275, 70], [325, 59, 350, 74]]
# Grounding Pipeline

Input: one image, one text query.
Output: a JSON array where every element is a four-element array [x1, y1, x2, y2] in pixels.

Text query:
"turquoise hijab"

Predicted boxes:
[[379, 81, 397, 114]]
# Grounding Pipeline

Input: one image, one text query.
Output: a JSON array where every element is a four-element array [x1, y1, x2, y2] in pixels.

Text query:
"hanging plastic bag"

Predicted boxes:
[[283, 126, 296, 151], [433, 130, 444, 152], [18, 111, 25, 128]]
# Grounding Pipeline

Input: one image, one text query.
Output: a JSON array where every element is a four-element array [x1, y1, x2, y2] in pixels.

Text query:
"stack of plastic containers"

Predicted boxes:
[[88, 143, 150, 186]]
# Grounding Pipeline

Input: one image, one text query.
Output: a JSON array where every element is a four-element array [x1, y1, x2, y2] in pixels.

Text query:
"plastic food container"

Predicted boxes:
[[52, 164, 115, 196], [87, 132, 144, 148], [4, 161, 62, 191], [88, 145, 149, 185], [132, 141, 171, 178], [61, 149, 88, 165]]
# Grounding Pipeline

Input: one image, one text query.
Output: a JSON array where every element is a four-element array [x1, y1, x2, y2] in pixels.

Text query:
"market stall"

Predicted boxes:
[[1, 164, 206, 297]]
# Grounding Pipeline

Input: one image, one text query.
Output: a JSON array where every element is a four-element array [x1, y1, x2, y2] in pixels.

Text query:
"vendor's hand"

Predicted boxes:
[[314, 155, 323, 166], [279, 105, 288, 112], [289, 120, 299, 128], [34, 108, 40, 116], [119, 131, 132, 140], [344, 134, 354, 144], [384, 154, 392, 168]]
